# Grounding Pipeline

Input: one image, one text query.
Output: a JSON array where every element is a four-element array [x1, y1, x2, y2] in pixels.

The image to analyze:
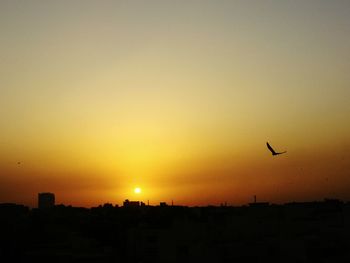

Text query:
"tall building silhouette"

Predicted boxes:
[[38, 192, 55, 209]]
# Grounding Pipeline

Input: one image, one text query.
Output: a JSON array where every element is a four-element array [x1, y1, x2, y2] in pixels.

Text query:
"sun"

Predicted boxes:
[[134, 187, 141, 194]]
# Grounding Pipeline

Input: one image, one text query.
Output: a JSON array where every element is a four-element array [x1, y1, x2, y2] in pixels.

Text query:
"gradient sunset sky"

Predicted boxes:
[[1, 0, 350, 207]]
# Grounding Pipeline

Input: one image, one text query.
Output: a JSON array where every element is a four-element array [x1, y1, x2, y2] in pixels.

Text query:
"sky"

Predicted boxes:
[[1, 0, 350, 207]]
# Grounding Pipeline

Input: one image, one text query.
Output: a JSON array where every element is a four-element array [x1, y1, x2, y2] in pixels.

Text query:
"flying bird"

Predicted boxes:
[[266, 142, 286, 156]]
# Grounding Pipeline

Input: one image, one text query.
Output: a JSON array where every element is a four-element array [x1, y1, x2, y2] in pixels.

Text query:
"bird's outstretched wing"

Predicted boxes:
[[275, 151, 287, 155], [266, 142, 276, 155]]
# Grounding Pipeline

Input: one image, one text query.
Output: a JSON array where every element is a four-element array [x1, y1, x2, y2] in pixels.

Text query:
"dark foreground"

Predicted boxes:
[[1, 199, 350, 263]]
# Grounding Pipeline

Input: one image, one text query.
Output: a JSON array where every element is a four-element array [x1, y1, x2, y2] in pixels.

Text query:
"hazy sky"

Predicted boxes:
[[1, 0, 350, 207]]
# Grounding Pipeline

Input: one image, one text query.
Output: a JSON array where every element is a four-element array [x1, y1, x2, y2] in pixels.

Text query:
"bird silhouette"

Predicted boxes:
[[266, 142, 286, 156]]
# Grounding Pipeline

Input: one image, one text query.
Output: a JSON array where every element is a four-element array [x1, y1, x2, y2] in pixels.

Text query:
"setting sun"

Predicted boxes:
[[1, 1, 350, 208], [134, 187, 141, 194]]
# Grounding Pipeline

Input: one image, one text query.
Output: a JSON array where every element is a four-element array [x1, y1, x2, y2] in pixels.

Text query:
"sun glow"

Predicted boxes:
[[134, 187, 141, 194]]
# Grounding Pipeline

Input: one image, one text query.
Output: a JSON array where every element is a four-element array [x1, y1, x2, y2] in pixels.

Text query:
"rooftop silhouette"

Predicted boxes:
[[1, 197, 349, 262]]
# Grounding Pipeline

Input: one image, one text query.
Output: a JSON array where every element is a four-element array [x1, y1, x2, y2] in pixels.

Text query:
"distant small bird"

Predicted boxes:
[[17, 162, 21, 165], [266, 142, 286, 156]]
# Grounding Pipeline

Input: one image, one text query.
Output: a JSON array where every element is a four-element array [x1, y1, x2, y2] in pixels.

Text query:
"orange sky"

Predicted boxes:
[[1, 1, 350, 207]]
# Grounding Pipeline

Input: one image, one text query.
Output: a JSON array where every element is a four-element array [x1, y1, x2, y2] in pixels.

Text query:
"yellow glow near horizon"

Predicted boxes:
[[1, 1, 350, 207]]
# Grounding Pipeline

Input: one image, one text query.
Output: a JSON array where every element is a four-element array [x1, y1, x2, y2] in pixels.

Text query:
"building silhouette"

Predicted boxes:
[[1, 198, 349, 262], [123, 199, 146, 207], [38, 192, 55, 209]]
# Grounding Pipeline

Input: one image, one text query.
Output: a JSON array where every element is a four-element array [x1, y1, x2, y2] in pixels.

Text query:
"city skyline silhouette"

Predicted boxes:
[[1, 196, 349, 262], [1, 2, 350, 261]]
